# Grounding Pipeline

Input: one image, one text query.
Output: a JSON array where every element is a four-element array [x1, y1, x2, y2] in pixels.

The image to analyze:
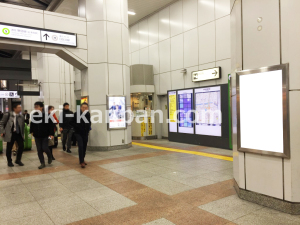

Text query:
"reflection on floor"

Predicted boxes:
[[0, 139, 299, 225]]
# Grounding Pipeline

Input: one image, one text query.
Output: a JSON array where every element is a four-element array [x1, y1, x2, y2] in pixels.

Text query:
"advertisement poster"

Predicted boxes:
[[195, 86, 222, 136], [168, 91, 177, 132], [81, 96, 88, 104], [177, 89, 194, 134], [108, 96, 126, 130]]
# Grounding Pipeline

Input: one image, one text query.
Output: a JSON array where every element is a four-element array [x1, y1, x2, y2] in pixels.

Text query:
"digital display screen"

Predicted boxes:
[[195, 86, 222, 136], [239, 70, 284, 153], [107, 96, 126, 130], [168, 91, 177, 132], [177, 89, 194, 134]]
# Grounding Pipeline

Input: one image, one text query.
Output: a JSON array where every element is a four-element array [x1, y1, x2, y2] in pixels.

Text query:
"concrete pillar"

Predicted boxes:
[[231, 0, 300, 214], [78, 0, 131, 150]]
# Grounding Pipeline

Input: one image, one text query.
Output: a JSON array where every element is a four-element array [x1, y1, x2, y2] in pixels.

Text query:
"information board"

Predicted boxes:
[[195, 86, 222, 136], [0, 23, 77, 47], [237, 64, 290, 158], [0, 91, 19, 98], [177, 89, 194, 134], [107, 96, 126, 130], [168, 91, 177, 133]]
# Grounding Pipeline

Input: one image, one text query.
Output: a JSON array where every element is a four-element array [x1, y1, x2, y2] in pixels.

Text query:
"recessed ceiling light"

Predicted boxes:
[[128, 11, 136, 15]]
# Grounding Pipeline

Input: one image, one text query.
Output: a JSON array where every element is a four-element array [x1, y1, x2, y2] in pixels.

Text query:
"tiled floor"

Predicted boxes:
[[0, 139, 299, 224]]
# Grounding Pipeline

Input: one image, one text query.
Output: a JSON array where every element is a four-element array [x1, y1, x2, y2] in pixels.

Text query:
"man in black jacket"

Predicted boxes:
[[30, 102, 54, 169], [59, 103, 74, 153], [71, 103, 91, 168]]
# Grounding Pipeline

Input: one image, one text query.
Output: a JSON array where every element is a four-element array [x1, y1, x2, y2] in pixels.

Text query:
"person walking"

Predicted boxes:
[[59, 103, 74, 153], [0, 103, 25, 167], [30, 102, 54, 169], [71, 103, 91, 168], [24, 110, 30, 125], [48, 106, 59, 160]]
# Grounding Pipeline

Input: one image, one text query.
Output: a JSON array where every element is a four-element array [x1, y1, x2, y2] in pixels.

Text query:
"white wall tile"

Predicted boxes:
[[131, 51, 140, 65], [281, 0, 300, 89], [184, 28, 198, 68], [216, 59, 231, 84], [215, 0, 231, 19], [198, 0, 215, 26], [149, 44, 160, 74], [170, 0, 183, 37], [121, 0, 128, 27], [139, 19, 149, 49], [159, 7, 170, 41], [110, 130, 125, 146], [87, 21, 107, 64], [148, 13, 159, 45], [88, 64, 108, 105], [242, 0, 280, 69], [85, 0, 106, 21], [216, 15, 231, 61], [246, 153, 283, 199], [171, 34, 184, 71], [154, 74, 160, 94], [159, 72, 171, 94], [171, 70, 185, 90], [159, 39, 171, 73], [140, 47, 149, 64], [106, 0, 121, 23], [108, 64, 123, 95], [130, 24, 139, 53], [107, 22, 122, 64], [198, 21, 215, 64], [284, 91, 300, 201], [122, 25, 130, 66], [183, 0, 198, 32]]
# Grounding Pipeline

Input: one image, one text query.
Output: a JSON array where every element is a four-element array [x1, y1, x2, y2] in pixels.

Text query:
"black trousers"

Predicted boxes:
[[62, 129, 74, 149], [35, 137, 51, 164], [6, 132, 24, 163], [75, 133, 88, 164]]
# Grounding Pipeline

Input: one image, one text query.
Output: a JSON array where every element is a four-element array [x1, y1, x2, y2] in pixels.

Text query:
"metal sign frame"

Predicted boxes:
[[192, 67, 221, 82], [0, 22, 77, 47], [236, 63, 290, 158]]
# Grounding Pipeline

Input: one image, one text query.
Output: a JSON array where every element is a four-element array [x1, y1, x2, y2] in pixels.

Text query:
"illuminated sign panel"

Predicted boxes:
[[177, 89, 194, 134], [192, 67, 221, 82], [237, 64, 290, 158], [0, 23, 77, 47], [168, 91, 177, 133], [0, 91, 20, 98], [107, 96, 126, 130], [195, 86, 222, 136]]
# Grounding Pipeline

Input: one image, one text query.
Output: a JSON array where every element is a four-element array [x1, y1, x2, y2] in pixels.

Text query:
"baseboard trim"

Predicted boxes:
[[132, 135, 157, 140], [87, 143, 132, 151], [234, 180, 300, 215]]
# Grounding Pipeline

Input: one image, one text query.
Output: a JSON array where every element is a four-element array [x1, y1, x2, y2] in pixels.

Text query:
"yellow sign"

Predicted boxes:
[[169, 94, 177, 122], [141, 122, 146, 137], [148, 117, 152, 135]]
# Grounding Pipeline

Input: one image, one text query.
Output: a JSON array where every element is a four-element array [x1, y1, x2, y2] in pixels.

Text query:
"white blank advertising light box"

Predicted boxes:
[[239, 70, 283, 154]]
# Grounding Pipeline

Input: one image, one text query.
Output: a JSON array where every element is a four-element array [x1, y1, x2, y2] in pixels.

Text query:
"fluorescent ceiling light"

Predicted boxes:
[[128, 11, 136, 15]]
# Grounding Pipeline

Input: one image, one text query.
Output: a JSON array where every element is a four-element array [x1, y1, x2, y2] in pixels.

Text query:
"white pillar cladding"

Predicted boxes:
[[36, 53, 76, 112], [231, 0, 300, 210], [78, 0, 131, 150]]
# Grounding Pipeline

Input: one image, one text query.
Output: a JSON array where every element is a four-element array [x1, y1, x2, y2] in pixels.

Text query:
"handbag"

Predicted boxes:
[[48, 138, 55, 146]]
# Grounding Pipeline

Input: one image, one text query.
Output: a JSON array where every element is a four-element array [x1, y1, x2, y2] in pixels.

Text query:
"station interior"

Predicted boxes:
[[0, 0, 299, 224]]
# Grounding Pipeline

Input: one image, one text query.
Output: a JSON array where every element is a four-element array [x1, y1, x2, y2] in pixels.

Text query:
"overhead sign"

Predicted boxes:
[[41, 30, 77, 46], [192, 67, 221, 82], [0, 23, 77, 47], [0, 91, 20, 98]]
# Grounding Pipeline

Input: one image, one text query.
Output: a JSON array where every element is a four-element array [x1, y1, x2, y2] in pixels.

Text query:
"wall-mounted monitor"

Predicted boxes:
[[177, 89, 194, 134], [237, 64, 290, 158], [107, 95, 126, 130], [195, 86, 221, 136], [168, 91, 177, 133]]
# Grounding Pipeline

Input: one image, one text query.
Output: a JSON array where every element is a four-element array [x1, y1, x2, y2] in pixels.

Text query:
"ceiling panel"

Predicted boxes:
[[128, 0, 178, 26]]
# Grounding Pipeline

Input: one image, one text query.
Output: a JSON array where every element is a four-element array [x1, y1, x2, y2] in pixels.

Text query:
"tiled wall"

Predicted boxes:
[[129, 0, 231, 95]]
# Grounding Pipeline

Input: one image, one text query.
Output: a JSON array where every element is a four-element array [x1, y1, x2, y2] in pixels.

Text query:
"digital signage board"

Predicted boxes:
[[195, 86, 222, 136], [177, 89, 194, 134], [237, 64, 290, 158], [107, 96, 126, 130]]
